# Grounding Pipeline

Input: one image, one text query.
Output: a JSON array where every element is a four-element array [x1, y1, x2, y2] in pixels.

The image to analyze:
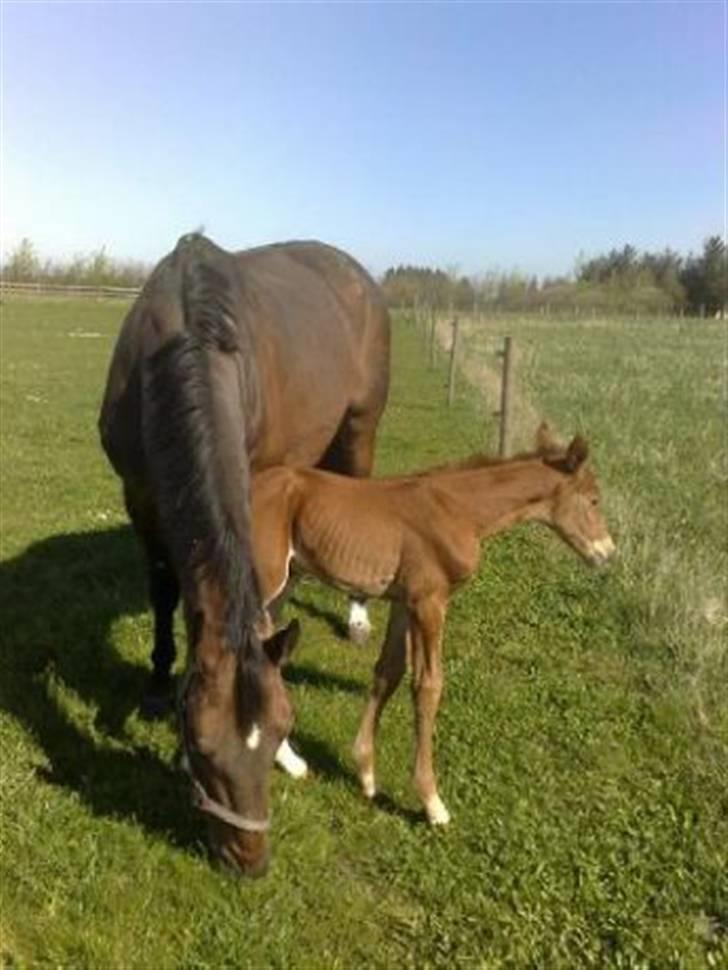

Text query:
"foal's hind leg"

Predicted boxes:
[[318, 405, 382, 644], [353, 601, 409, 798], [124, 485, 180, 718], [409, 595, 449, 825]]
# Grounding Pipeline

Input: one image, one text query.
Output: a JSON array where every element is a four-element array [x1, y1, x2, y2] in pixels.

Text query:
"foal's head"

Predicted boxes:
[[536, 423, 616, 566], [181, 618, 299, 877]]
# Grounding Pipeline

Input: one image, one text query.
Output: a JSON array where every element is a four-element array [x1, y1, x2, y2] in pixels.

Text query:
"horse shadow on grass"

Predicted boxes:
[[289, 592, 350, 641], [0, 525, 356, 855]]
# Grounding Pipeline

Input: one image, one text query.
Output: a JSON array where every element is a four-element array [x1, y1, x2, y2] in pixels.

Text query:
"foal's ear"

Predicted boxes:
[[564, 435, 589, 472], [536, 421, 559, 452], [263, 619, 301, 667]]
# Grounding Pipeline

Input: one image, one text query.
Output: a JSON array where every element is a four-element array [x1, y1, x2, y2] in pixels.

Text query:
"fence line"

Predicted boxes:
[[1, 280, 141, 298]]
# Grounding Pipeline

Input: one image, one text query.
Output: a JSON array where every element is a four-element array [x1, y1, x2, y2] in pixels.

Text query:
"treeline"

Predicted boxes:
[[382, 236, 726, 317], [2, 238, 149, 289], [4, 235, 725, 316]]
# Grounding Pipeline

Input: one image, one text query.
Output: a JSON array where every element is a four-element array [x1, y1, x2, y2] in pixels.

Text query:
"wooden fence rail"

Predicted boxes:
[[1, 280, 141, 298]]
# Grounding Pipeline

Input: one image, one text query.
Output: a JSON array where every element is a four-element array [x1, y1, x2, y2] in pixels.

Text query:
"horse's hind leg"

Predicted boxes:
[[353, 601, 408, 798], [318, 404, 383, 643], [124, 485, 179, 718]]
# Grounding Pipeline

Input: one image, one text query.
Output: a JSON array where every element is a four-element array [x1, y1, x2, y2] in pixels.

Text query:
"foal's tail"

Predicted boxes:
[[141, 233, 262, 656]]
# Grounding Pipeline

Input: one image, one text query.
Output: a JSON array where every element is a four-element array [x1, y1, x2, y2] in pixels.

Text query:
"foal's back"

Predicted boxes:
[[252, 466, 478, 601]]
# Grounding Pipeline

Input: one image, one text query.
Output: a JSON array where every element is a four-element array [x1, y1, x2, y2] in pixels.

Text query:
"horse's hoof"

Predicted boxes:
[[140, 690, 173, 720]]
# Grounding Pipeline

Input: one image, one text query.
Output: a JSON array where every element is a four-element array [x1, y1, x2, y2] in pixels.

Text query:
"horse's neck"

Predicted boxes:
[[432, 458, 558, 538]]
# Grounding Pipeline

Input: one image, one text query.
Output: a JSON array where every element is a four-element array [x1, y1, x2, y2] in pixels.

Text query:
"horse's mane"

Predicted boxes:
[[143, 235, 262, 678]]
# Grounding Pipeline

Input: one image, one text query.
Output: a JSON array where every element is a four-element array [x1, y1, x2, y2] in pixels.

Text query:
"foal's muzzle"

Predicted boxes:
[[588, 535, 616, 566]]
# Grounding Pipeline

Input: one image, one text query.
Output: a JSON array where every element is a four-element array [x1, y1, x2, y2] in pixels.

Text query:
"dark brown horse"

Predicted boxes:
[[251, 424, 615, 825], [98, 233, 390, 875]]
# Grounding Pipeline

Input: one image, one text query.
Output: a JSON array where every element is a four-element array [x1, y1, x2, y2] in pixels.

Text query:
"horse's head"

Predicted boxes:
[[536, 422, 616, 567], [180, 618, 299, 877]]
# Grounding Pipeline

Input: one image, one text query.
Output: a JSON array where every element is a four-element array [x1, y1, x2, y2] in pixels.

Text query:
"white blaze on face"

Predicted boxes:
[[246, 723, 261, 751]]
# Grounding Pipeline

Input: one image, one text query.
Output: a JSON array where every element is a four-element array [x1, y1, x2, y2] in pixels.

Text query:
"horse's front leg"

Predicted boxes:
[[353, 600, 408, 798], [410, 594, 449, 825], [124, 486, 180, 719]]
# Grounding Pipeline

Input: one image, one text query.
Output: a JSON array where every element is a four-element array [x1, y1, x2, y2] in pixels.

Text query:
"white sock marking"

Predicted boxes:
[[275, 739, 308, 779], [348, 601, 371, 642], [425, 794, 451, 826], [361, 769, 376, 799]]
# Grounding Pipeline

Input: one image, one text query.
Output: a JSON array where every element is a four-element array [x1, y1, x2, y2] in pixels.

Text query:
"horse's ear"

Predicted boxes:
[[263, 619, 300, 667], [536, 421, 559, 452], [564, 435, 589, 472]]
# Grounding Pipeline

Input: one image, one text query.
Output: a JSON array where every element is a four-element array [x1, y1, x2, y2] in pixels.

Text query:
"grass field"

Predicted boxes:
[[1, 298, 726, 968]]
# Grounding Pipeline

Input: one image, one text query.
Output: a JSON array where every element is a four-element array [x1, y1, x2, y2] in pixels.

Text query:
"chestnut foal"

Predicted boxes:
[[252, 424, 615, 825]]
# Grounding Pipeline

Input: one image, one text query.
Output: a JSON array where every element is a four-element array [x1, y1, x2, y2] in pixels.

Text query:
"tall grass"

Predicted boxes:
[[435, 313, 727, 733]]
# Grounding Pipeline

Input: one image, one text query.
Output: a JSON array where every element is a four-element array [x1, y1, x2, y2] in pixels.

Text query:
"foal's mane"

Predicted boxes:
[[410, 446, 563, 477]]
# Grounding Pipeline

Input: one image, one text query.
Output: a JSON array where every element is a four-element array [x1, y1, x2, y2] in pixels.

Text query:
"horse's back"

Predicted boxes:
[[99, 235, 390, 482], [235, 240, 388, 364]]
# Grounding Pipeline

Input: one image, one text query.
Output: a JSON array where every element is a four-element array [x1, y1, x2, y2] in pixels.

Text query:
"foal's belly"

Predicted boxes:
[[292, 546, 397, 600]]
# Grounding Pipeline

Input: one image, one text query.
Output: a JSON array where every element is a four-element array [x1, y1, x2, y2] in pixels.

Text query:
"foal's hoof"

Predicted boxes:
[[140, 686, 173, 720], [360, 770, 376, 800], [425, 795, 451, 827]]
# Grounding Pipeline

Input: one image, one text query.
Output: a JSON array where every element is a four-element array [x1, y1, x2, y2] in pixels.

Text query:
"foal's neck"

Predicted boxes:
[[433, 456, 559, 538]]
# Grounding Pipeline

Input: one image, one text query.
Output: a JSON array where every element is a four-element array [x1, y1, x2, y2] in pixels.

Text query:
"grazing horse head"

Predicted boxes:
[[536, 422, 616, 567], [180, 619, 300, 877]]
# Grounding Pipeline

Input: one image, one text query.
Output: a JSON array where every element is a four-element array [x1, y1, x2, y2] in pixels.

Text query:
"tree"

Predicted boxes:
[[701, 235, 727, 315], [681, 236, 727, 315], [3, 238, 40, 281]]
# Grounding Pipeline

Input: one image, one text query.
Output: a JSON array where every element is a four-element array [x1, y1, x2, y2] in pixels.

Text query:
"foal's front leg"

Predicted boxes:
[[410, 595, 449, 825], [353, 601, 409, 798]]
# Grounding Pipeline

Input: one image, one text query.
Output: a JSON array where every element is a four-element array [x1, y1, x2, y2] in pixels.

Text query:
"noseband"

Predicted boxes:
[[177, 670, 271, 835]]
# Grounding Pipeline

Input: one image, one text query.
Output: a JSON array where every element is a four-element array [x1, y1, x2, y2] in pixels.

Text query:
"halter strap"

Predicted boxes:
[[178, 668, 271, 836], [190, 778, 271, 833]]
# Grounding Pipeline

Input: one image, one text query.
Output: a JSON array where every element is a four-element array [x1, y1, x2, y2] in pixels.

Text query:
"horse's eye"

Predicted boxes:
[[591, 497, 599, 507]]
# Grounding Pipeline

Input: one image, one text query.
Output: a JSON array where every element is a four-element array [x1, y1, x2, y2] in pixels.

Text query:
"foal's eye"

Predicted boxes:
[[591, 497, 599, 507]]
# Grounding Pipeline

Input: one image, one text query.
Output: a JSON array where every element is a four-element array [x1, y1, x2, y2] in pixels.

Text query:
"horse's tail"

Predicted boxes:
[[141, 233, 262, 656]]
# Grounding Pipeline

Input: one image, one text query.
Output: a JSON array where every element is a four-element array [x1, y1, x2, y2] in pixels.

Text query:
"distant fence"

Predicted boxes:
[[0, 280, 141, 299]]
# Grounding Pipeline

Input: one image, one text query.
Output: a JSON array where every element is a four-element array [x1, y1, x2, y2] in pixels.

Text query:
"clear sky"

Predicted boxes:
[[1, 1, 723, 278]]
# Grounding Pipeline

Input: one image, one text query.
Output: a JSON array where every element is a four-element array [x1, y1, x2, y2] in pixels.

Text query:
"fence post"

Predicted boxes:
[[428, 308, 437, 368], [447, 317, 460, 406], [497, 335, 514, 456]]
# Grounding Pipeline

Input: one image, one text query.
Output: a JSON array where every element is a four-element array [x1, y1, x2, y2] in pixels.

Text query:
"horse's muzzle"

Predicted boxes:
[[213, 831, 270, 879]]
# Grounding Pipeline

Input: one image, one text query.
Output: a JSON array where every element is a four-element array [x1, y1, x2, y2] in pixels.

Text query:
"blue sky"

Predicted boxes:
[[2, 1, 723, 278]]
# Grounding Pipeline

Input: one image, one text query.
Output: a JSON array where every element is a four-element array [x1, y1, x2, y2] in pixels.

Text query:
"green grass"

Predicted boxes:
[[1, 299, 726, 967]]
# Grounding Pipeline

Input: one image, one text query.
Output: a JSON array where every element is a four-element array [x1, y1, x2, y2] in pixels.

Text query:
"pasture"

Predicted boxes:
[[1, 297, 726, 967]]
